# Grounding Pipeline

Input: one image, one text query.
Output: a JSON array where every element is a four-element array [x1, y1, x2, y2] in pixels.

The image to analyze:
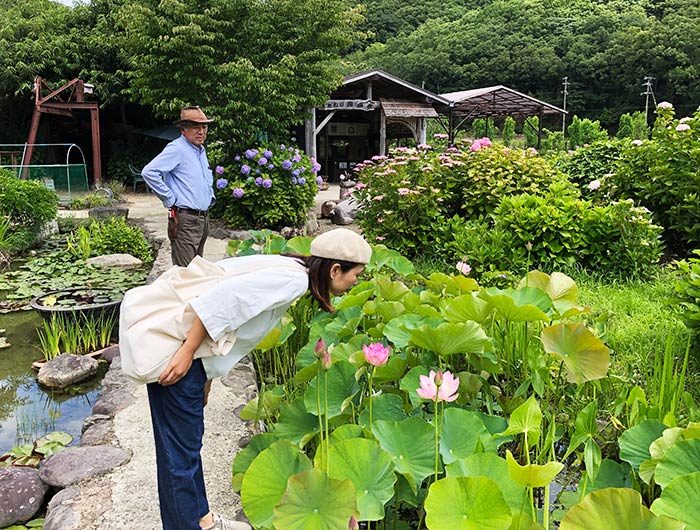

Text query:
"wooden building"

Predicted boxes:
[[303, 70, 566, 181], [304, 70, 446, 181]]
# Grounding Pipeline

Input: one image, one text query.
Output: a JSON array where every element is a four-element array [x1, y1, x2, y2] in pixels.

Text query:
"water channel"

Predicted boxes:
[[0, 309, 100, 453]]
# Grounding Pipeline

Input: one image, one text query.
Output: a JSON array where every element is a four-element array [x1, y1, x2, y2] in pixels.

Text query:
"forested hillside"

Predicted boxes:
[[347, 0, 700, 125]]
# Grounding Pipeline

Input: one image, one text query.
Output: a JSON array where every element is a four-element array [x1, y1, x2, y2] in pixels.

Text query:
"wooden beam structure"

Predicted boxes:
[[21, 77, 102, 184]]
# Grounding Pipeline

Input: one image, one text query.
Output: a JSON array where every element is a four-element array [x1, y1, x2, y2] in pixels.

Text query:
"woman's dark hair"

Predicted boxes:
[[283, 253, 360, 313]]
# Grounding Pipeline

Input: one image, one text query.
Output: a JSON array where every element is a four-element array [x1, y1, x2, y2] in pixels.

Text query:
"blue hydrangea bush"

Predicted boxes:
[[210, 145, 322, 229]]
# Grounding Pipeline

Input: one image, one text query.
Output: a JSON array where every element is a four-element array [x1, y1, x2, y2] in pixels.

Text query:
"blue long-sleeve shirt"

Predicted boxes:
[[141, 135, 214, 211]]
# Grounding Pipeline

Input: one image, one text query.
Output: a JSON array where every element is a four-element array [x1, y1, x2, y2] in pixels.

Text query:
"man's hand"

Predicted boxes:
[[158, 345, 195, 385]]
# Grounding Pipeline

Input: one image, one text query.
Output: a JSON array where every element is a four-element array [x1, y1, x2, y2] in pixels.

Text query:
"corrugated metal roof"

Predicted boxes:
[[440, 85, 566, 117]]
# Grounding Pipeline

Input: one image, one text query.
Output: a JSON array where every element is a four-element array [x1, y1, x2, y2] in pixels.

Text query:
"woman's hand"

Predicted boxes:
[[158, 345, 195, 385]]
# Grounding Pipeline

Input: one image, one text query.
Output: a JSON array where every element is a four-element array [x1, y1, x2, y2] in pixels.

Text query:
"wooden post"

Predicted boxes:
[[90, 106, 102, 185], [20, 108, 42, 179], [379, 110, 386, 156], [304, 107, 317, 160]]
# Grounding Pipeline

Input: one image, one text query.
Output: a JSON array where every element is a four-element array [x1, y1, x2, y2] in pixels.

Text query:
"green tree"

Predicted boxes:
[[502, 116, 515, 146], [617, 113, 633, 138], [117, 0, 364, 145]]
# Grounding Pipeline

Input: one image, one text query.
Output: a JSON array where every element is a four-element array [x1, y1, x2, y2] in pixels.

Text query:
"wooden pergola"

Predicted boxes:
[[439, 85, 567, 148], [21, 77, 102, 184]]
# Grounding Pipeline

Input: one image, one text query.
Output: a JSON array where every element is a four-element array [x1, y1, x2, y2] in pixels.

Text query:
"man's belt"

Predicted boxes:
[[174, 206, 208, 217]]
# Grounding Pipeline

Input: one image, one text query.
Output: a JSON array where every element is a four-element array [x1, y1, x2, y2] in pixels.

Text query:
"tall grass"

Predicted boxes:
[[36, 312, 116, 360]]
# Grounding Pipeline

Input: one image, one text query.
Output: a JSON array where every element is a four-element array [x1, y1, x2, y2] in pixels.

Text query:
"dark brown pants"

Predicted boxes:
[[169, 211, 208, 267]]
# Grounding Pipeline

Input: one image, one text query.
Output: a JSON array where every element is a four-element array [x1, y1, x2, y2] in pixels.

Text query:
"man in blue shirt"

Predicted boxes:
[[142, 106, 215, 266]]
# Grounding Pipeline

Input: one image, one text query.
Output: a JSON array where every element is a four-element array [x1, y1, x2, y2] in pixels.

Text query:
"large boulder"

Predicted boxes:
[[88, 206, 129, 220], [86, 254, 142, 269], [38, 445, 131, 487], [0, 467, 50, 527], [37, 354, 100, 389]]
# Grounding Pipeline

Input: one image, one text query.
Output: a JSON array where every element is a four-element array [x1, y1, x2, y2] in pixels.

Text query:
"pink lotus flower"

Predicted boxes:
[[417, 370, 460, 402], [314, 338, 326, 359], [456, 260, 471, 275], [363, 342, 390, 367]]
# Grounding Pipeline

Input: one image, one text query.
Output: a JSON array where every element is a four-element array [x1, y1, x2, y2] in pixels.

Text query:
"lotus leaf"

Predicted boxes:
[[618, 420, 667, 472], [274, 468, 358, 530], [479, 286, 552, 322], [358, 392, 406, 427], [304, 360, 361, 419], [241, 440, 312, 529], [439, 408, 493, 464], [445, 453, 527, 515], [271, 399, 319, 447], [441, 293, 494, 324], [328, 438, 397, 520], [383, 313, 425, 349], [232, 433, 278, 492], [651, 471, 700, 529], [407, 320, 488, 358], [654, 438, 700, 488], [424, 476, 512, 530], [560, 488, 684, 530], [375, 275, 411, 301], [371, 417, 435, 493], [540, 322, 610, 383]]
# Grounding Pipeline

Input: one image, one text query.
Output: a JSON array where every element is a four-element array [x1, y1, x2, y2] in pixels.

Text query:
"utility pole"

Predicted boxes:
[[641, 76, 656, 123], [561, 76, 569, 135]]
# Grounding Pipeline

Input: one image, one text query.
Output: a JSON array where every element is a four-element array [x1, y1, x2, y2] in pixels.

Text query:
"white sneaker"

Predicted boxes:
[[206, 512, 251, 530]]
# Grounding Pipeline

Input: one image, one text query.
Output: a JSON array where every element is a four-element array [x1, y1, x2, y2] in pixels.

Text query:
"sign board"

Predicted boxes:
[[324, 99, 380, 111]]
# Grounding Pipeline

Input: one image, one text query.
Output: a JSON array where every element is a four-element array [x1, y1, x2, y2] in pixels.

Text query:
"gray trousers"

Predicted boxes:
[[169, 211, 209, 267]]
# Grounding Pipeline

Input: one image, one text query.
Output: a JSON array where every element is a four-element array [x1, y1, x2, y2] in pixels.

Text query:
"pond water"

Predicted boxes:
[[0, 310, 101, 453]]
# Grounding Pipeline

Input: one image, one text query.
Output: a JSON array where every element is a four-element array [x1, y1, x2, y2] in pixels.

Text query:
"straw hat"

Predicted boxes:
[[311, 228, 372, 264], [173, 106, 214, 126]]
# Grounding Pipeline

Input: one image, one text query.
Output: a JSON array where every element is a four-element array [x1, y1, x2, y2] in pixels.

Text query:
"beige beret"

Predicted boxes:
[[310, 228, 372, 264]]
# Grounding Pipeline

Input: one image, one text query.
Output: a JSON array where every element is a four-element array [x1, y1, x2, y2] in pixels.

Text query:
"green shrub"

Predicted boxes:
[[541, 129, 565, 152], [106, 143, 161, 183], [672, 250, 700, 335], [210, 145, 318, 229], [454, 144, 565, 219], [355, 144, 564, 258], [472, 118, 497, 139], [69, 194, 114, 210], [566, 115, 609, 149], [616, 112, 649, 140], [502, 117, 515, 147], [557, 138, 629, 189], [524, 115, 539, 147], [610, 105, 700, 252], [491, 184, 663, 276], [66, 217, 153, 263], [0, 170, 58, 252]]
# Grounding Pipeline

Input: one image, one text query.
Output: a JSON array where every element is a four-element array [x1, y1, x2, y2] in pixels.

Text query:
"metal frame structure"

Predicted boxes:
[[439, 85, 567, 149], [21, 77, 102, 184]]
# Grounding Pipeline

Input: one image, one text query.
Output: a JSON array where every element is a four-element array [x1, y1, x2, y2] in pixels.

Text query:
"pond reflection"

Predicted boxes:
[[0, 310, 101, 452]]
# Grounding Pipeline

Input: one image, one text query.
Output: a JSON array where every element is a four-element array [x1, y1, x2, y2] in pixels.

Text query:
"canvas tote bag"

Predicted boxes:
[[118, 255, 305, 384]]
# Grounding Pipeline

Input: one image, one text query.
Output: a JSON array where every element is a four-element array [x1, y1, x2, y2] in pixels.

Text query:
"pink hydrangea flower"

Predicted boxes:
[[587, 179, 601, 190], [456, 259, 471, 275], [417, 370, 460, 402], [676, 123, 691, 132], [657, 101, 673, 109], [398, 188, 411, 195], [355, 182, 367, 189], [363, 343, 390, 367]]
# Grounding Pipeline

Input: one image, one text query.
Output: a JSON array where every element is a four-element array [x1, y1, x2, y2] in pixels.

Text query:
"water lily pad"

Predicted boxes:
[[304, 360, 360, 419], [654, 438, 700, 488], [439, 408, 492, 464], [619, 420, 667, 473], [271, 398, 319, 447], [479, 286, 552, 322], [407, 320, 488, 358]]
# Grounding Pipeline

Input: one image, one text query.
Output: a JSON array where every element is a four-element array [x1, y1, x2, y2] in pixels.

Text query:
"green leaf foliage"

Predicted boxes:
[[240, 440, 313, 529], [327, 438, 397, 521], [651, 472, 700, 530], [540, 322, 610, 383], [424, 476, 512, 530], [273, 469, 358, 530], [560, 488, 684, 530]]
